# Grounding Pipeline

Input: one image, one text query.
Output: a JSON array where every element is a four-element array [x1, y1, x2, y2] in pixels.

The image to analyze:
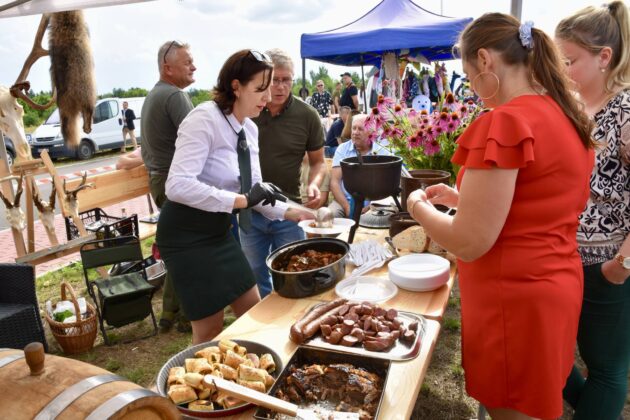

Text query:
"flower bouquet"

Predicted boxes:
[[365, 93, 483, 177]]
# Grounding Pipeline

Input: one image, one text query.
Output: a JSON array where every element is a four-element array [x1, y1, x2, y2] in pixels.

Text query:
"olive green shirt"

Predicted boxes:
[[253, 95, 324, 202], [141, 81, 194, 172]]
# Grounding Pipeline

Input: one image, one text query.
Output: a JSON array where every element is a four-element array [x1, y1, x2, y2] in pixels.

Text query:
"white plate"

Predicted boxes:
[[298, 218, 355, 236], [335, 275, 398, 303]]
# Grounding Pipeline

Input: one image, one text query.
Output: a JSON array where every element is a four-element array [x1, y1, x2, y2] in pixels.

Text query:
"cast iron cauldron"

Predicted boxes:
[[266, 238, 350, 298], [340, 155, 403, 200]]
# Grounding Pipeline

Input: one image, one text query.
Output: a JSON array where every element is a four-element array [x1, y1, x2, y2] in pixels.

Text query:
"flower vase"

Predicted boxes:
[[400, 169, 451, 212]]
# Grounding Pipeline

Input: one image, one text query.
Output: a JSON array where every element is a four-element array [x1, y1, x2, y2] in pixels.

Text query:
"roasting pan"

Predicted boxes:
[[253, 346, 390, 420]]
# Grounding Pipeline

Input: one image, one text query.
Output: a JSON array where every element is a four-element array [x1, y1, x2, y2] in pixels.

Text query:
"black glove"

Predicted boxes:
[[244, 182, 287, 208]]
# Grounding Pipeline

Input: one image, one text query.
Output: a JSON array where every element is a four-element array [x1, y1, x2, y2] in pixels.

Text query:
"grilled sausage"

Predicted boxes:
[[289, 298, 347, 344]]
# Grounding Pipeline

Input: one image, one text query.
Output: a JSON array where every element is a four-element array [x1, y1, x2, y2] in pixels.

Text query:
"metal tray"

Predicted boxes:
[[156, 339, 283, 418], [253, 346, 390, 420], [301, 303, 426, 361]]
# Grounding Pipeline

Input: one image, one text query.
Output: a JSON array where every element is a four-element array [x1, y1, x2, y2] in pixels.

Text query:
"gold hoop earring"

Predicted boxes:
[[471, 71, 500, 100]]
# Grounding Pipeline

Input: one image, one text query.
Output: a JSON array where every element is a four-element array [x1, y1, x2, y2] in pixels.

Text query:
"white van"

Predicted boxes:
[[29, 97, 145, 160]]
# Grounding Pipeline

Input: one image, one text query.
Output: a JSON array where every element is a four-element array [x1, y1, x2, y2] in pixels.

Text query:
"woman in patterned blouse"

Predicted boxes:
[[310, 79, 332, 118], [556, 2, 630, 418]]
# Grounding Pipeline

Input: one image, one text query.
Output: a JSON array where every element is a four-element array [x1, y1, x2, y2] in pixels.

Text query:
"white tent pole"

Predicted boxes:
[[511, 0, 523, 20]]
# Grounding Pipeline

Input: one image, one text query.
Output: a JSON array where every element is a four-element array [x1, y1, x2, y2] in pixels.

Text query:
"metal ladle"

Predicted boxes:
[[283, 199, 334, 228]]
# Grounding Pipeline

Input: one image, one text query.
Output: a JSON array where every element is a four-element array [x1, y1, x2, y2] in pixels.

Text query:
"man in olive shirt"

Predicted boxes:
[[141, 40, 196, 332], [242, 48, 326, 298]]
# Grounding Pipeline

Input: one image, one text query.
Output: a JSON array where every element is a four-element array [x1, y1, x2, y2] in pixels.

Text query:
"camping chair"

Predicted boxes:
[[0, 263, 48, 351], [80, 236, 157, 345]]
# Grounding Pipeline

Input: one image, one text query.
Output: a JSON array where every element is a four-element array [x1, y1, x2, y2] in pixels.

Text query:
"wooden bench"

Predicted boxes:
[[62, 164, 157, 240]]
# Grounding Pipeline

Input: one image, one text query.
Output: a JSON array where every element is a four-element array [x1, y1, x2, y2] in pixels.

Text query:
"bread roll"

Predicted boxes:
[[167, 384, 197, 405], [392, 226, 431, 252], [188, 400, 214, 411], [167, 366, 185, 385]]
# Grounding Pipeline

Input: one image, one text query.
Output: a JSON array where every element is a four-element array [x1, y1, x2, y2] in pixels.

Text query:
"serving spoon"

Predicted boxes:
[[203, 375, 360, 419]]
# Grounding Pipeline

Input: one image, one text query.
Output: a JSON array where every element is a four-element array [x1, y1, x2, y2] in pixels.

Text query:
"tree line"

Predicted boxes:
[[19, 67, 358, 129]]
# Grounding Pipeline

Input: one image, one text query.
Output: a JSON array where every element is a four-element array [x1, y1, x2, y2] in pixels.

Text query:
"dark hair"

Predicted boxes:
[[213, 50, 273, 113], [457, 13, 594, 148], [556, 1, 630, 92]]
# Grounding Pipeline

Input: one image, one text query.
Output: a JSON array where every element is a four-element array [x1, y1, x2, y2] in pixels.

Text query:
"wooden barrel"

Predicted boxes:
[[0, 344, 180, 420]]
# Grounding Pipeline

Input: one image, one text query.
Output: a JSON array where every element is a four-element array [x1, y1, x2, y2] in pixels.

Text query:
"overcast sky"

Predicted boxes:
[[0, 0, 603, 95]]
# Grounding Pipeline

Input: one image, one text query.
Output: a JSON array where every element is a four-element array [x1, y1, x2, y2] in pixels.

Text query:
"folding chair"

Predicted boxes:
[[80, 236, 157, 345], [0, 263, 48, 351]]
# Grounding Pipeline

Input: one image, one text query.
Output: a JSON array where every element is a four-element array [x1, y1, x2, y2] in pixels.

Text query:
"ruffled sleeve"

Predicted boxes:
[[451, 109, 535, 169]]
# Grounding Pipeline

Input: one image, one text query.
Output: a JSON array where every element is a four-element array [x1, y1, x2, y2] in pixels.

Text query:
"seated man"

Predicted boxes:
[[329, 114, 391, 217], [324, 106, 350, 158], [299, 153, 331, 208]]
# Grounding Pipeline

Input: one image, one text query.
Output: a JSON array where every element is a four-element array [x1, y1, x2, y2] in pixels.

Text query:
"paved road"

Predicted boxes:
[[1, 156, 119, 230]]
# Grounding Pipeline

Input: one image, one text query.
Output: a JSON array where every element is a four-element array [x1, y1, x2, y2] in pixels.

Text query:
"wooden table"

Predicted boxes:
[[211, 226, 457, 419]]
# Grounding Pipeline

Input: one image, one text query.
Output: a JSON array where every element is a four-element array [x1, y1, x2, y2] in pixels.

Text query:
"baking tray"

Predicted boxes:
[[156, 339, 283, 418], [253, 346, 390, 420], [301, 303, 426, 361]]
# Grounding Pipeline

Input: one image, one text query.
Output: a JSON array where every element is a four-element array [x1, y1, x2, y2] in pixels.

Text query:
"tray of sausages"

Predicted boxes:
[[289, 298, 425, 361]]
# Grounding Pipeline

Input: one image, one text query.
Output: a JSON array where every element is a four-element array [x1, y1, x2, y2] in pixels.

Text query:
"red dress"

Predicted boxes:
[[451, 95, 593, 418]]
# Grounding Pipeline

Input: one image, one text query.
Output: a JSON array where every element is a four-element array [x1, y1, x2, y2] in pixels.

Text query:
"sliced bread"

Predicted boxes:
[[392, 225, 431, 253]]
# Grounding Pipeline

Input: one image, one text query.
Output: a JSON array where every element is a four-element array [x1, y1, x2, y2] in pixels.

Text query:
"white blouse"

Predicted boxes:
[[165, 101, 287, 220]]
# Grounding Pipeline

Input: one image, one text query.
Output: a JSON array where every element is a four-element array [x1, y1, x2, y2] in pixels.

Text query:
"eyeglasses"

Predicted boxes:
[[249, 50, 272, 63], [316, 84, 324, 87], [272, 77, 294, 87], [163, 40, 183, 63]]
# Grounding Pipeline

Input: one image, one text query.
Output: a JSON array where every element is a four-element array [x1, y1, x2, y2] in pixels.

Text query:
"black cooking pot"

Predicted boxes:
[[266, 238, 350, 299], [340, 155, 402, 200]]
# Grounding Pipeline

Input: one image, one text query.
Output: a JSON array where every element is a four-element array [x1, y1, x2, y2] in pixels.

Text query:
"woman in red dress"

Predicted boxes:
[[407, 13, 594, 419]]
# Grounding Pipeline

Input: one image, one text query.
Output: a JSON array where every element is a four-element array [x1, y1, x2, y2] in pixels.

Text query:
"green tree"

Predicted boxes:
[[309, 66, 334, 92], [188, 88, 212, 107], [18, 90, 56, 129]]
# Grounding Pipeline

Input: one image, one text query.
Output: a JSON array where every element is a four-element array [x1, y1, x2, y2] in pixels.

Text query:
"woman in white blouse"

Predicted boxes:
[[156, 50, 312, 344]]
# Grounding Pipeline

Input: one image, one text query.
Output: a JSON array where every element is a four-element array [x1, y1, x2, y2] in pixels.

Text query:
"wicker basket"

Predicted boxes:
[[45, 282, 98, 355]]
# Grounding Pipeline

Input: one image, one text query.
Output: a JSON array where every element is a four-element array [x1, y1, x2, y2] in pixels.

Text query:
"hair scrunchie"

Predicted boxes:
[[519, 21, 535, 50]]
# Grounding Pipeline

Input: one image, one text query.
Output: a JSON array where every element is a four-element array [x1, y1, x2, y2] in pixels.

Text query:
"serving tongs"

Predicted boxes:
[[274, 192, 334, 228], [203, 375, 360, 420]]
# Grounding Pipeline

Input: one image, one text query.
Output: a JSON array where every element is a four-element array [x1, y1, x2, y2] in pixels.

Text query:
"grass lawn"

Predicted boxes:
[[34, 239, 629, 419]]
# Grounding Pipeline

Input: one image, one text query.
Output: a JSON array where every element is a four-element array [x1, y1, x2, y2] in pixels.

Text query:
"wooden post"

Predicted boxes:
[[24, 174, 35, 252], [0, 134, 26, 256]]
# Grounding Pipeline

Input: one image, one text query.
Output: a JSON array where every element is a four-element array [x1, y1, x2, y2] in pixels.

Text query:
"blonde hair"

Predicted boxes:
[[556, 1, 630, 93], [457, 13, 593, 148]]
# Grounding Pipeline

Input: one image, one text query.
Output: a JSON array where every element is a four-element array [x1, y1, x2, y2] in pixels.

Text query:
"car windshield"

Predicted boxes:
[[45, 109, 60, 125]]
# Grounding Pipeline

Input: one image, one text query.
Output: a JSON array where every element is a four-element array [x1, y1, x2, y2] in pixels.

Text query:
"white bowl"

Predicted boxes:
[[388, 254, 450, 292]]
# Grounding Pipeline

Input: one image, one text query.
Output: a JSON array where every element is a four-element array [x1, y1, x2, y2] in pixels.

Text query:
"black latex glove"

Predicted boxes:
[[245, 182, 287, 208]]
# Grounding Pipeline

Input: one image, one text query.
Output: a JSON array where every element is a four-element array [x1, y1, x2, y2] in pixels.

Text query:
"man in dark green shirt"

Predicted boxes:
[[243, 48, 326, 297], [141, 40, 196, 332]]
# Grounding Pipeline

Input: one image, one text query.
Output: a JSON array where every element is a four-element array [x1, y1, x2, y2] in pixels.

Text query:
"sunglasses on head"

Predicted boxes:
[[248, 50, 272, 63], [163, 40, 183, 63]]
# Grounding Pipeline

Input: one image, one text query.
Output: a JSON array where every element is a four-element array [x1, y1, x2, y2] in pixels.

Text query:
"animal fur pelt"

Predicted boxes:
[[49, 11, 96, 149]]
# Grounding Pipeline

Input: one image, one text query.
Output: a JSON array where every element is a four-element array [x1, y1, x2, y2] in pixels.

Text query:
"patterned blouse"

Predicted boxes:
[[578, 89, 630, 265], [310, 91, 332, 118]]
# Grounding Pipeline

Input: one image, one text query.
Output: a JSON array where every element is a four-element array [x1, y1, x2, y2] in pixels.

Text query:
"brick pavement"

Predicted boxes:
[[0, 194, 155, 277]]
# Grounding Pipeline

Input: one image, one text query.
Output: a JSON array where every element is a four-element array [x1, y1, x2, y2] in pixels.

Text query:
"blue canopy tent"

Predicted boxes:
[[300, 0, 472, 105]]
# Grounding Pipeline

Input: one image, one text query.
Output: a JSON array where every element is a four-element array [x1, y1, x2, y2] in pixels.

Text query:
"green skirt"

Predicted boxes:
[[156, 200, 255, 321]]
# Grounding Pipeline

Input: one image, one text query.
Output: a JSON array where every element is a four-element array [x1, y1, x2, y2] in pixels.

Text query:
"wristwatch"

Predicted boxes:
[[614, 253, 630, 269]]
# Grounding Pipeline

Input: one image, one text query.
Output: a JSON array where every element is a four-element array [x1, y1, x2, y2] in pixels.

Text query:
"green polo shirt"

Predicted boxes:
[[253, 95, 324, 202]]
